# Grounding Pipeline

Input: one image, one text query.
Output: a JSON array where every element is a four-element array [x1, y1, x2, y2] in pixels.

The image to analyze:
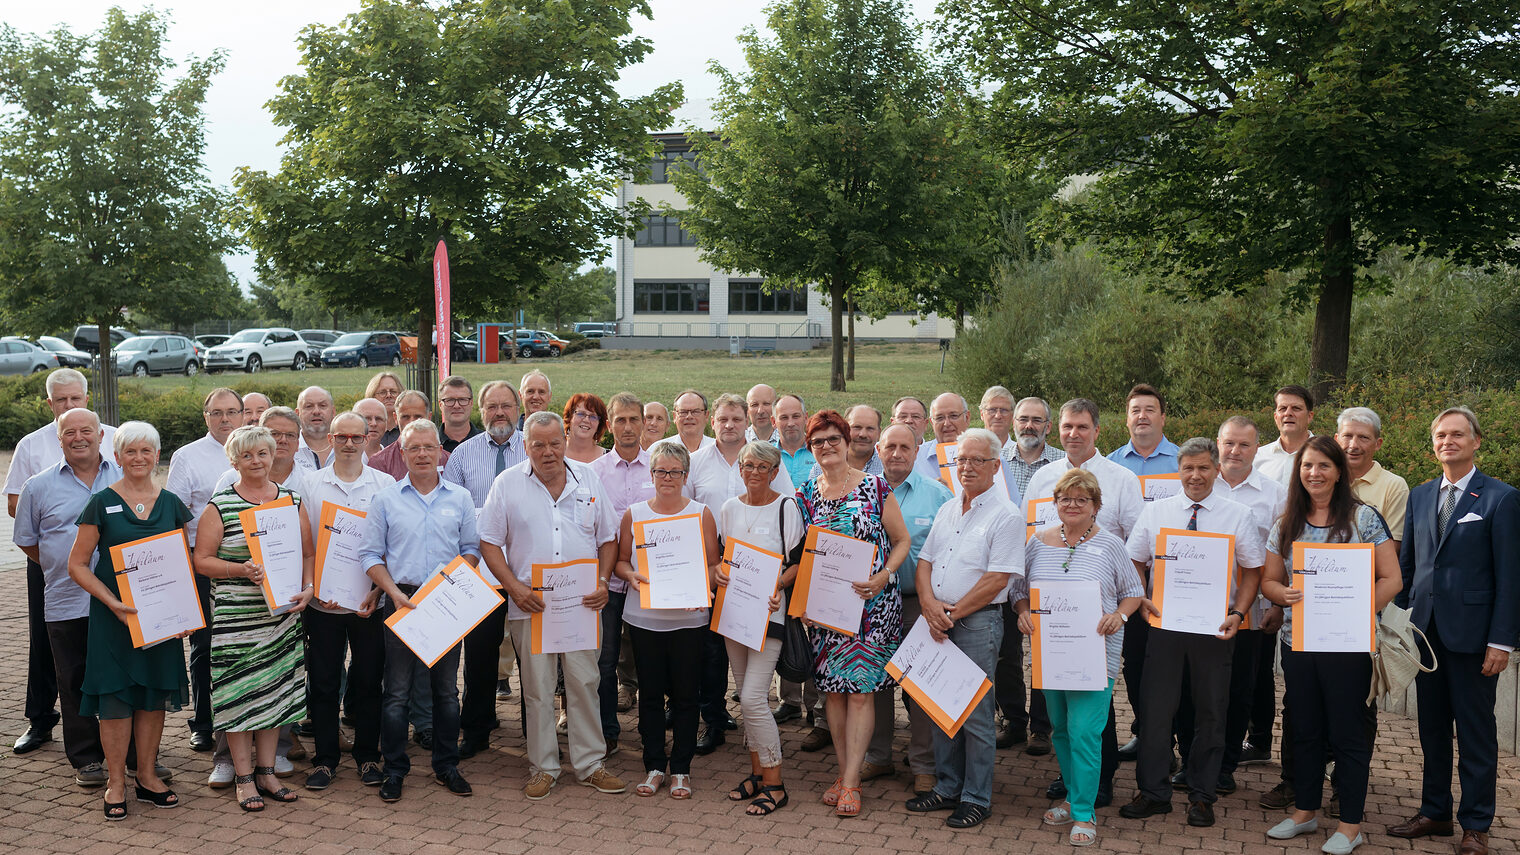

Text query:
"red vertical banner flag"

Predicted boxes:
[[433, 240, 451, 379]]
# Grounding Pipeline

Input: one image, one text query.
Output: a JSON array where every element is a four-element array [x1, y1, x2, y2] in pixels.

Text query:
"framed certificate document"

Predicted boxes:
[[239, 496, 305, 614], [530, 559, 600, 654], [1291, 542, 1376, 653], [787, 526, 876, 636], [1149, 527, 1235, 635], [314, 502, 371, 612], [1139, 473, 1182, 502], [1029, 580, 1107, 691], [109, 529, 204, 648], [886, 617, 993, 738], [711, 538, 784, 652], [633, 513, 711, 610], [386, 556, 505, 667], [1025, 497, 1057, 542]]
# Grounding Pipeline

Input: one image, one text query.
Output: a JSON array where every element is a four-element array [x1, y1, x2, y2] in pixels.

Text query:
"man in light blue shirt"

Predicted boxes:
[[360, 420, 481, 803], [774, 393, 815, 486], [1107, 383, 1180, 477]]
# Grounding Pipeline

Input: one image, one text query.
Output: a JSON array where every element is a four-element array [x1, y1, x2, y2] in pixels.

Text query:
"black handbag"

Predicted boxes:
[[774, 497, 814, 683]]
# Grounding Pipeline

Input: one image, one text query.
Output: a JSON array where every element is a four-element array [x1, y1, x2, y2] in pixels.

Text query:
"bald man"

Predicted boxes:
[[744, 384, 777, 442]]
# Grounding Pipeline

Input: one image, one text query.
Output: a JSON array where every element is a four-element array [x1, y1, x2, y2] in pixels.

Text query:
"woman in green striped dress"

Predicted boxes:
[[192, 426, 315, 812]]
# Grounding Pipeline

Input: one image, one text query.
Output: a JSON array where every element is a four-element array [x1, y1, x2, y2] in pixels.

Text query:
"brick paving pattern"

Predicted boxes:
[[0, 453, 1515, 854]]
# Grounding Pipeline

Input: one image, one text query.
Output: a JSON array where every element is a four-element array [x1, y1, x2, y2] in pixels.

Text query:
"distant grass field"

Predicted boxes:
[[120, 342, 959, 416]]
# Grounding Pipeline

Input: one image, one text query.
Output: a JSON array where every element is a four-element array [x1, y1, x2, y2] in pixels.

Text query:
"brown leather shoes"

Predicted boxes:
[[1458, 830, 1489, 855], [1388, 814, 1455, 839]]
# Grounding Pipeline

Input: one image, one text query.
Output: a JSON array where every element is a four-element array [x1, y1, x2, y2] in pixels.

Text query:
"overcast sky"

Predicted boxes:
[[7, 1, 939, 284]]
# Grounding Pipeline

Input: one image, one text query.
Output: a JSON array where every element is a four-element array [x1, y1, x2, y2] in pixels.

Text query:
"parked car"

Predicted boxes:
[[71, 325, 131, 355], [450, 332, 477, 363], [194, 334, 230, 350], [298, 329, 344, 365], [503, 329, 563, 359], [0, 339, 60, 375], [573, 322, 616, 338], [109, 334, 202, 377], [321, 331, 402, 368], [204, 327, 311, 373], [4, 336, 92, 369]]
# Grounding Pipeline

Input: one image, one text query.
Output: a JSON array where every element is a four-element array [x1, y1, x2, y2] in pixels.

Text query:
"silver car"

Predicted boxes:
[[111, 335, 202, 377], [0, 339, 60, 375]]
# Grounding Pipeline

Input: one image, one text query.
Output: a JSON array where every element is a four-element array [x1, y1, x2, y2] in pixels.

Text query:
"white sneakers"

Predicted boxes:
[[208, 761, 235, 789]]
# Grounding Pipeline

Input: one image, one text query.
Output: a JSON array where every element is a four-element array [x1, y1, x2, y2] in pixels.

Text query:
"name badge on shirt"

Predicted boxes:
[[914, 517, 932, 526], [105, 505, 124, 514], [440, 507, 459, 518], [754, 525, 772, 535]]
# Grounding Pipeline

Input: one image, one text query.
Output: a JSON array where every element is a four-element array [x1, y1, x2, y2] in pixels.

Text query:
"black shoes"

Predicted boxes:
[[13, 725, 53, 755], [1118, 794, 1172, 819], [1259, 781, 1295, 810], [996, 722, 1026, 749], [360, 762, 384, 786], [1170, 769, 1189, 791], [458, 736, 489, 760], [188, 731, 213, 753], [906, 791, 958, 812], [772, 703, 802, 724], [1186, 800, 1215, 827], [305, 766, 335, 791], [1116, 737, 1140, 761], [695, 726, 725, 756], [435, 769, 472, 796], [413, 728, 434, 750], [379, 775, 404, 802], [720, 714, 739, 731], [1046, 775, 1067, 800], [1217, 772, 1237, 795], [1238, 742, 1271, 765], [947, 802, 991, 829]]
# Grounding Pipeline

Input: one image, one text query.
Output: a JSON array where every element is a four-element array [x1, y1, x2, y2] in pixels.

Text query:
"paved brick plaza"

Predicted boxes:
[[0, 455, 1515, 854]]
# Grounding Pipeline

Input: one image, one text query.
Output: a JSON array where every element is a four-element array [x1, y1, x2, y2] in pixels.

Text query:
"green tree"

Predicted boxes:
[[528, 264, 614, 330], [947, 0, 1520, 399], [236, 0, 681, 391], [0, 8, 231, 417], [676, 0, 996, 391]]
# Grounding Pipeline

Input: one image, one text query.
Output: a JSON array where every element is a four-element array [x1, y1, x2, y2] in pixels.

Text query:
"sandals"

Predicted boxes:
[[835, 786, 861, 817], [254, 766, 298, 803], [822, 777, 843, 806], [1070, 823, 1098, 847], [134, 784, 179, 808], [104, 786, 127, 821], [747, 784, 789, 816], [1043, 802, 1075, 826], [729, 773, 764, 801], [636, 770, 665, 797], [234, 773, 264, 813], [669, 774, 692, 800]]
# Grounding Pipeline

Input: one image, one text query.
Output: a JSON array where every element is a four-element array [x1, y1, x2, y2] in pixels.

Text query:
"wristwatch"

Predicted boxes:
[[1117, 611, 1128, 623]]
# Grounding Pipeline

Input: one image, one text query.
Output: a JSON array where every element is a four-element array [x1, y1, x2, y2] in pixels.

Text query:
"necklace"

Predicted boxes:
[[1059, 521, 1095, 572]]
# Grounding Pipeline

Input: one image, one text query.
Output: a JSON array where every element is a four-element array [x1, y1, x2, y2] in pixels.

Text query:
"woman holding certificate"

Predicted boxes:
[[1014, 468, 1144, 847], [717, 440, 805, 816], [193, 426, 316, 813], [68, 422, 193, 820], [564, 392, 609, 463], [798, 410, 911, 818], [613, 441, 722, 800], [1259, 437, 1400, 854]]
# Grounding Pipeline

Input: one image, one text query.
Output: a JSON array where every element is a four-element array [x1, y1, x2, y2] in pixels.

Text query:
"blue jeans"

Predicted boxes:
[[931, 605, 1002, 808], [381, 617, 460, 779]]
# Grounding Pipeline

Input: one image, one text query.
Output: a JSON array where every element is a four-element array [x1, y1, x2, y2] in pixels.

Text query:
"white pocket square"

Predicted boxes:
[[1457, 512, 1483, 524]]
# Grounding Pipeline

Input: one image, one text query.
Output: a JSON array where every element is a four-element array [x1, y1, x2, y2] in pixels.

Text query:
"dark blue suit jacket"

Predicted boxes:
[[1397, 468, 1520, 655]]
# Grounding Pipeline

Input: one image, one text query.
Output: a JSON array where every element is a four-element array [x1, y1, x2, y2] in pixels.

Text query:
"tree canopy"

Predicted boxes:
[[946, 0, 1520, 398], [235, 0, 682, 386]]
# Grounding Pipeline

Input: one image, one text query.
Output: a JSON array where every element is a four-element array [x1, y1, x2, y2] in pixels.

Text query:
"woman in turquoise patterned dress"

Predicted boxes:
[[192, 426, 315, 812], [798, 410, 911, 818]]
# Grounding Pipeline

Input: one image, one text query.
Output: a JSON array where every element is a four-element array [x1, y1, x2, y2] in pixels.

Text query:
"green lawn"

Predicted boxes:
[[121, 342, 961, 416]]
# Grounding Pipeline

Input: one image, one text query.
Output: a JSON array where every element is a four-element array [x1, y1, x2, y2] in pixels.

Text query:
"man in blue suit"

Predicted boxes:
[[1390, 407, 1518, 855]]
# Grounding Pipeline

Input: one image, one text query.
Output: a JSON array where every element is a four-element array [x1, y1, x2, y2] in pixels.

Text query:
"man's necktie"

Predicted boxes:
[[1187, 503, 1202, 531], [495, 442, 507, 476], [1437, 484, 1457, 539]]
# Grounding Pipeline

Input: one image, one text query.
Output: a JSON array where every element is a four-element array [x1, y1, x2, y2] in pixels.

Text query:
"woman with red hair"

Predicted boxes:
[[563, 393, 608, 464]]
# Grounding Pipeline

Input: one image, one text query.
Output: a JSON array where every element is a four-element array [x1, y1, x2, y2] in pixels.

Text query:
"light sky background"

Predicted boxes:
[[6, 1, 941, 286]]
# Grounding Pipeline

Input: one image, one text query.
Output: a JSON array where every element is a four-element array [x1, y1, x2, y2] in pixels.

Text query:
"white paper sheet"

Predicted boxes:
[[244, 500, 305, 614], [1152, 529, 1234, 635], [712, 539, 784, 651], [314, 502, 372, 612], [531, 560, 600, 654], [386, 558, 505, 667], [887, 617, 993, 737], [1030, 580, 1108, 690], [634, 513, 711, 609], [112, 530, 204, 648], [1293, 543, 1375, 653], [794, 527, 875, 636]]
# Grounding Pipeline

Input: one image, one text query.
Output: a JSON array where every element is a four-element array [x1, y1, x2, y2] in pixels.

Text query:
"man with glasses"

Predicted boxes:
[[672, 389, 715, 454], [165, 387, 241, 757], [916, 392, 971, 483], [295, 385, 337, 472], [361, 420, 480, 802], [744, 383, 777, 442], [1004, 397, 1064, 495], [438, 375, 481, 452], [891, 396, 930, 445]]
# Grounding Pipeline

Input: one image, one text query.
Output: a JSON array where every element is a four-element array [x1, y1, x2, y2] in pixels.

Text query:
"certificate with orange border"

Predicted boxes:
[[110, 529, 204, 648], [633, 513, 710, 610], [1025, 497, 1057, 542], [886, 617, 993, 738], [384, 557, 505, 667], [530, 559, 600, 654], [1148, 527, 1235, 635], [1291, 542, 1376, 653], [239, 495, 304, 614], [1029, 580, 1107, 691], [787, 526, 876, 636], [711, 538, 784, 652], [314, 501, 371, 612], [1139, 473, 1182, 502]]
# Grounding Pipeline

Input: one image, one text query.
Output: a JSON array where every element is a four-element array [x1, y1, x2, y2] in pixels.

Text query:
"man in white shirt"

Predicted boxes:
[[165, 387, 241, 753], [1024, 399, 1143, 541], [978, 386, 1017, 453], [518, 369, 552, 426], [641, 401, 670, 450], [299, 411, 395, 791], [906, 429, 1023, 830], [672, 389, 716, 454], [1254, 385, 1315, 484], [478, 412, 625, 800], [295, 385, 336, 472], [242, 392, 271, 426], [1119, 438, 1265, 828], [744, 383, 777, 442], [4, 369, 114, 756]]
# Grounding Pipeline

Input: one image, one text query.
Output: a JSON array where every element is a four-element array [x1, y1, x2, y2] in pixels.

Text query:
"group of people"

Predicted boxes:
[[6, 368, 1515, 854]]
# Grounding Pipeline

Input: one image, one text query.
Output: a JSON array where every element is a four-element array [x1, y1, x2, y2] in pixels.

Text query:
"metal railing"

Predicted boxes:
[[611, 320, 824, 339]]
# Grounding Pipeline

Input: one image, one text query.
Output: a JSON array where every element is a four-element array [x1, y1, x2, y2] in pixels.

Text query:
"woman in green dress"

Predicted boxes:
[[192, 425, 315, 812], [68, 421, 192, 820]]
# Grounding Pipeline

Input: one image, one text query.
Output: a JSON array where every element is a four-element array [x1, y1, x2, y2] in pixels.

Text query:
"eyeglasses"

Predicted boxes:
[[980, 407, 1012, 417], [958, 455, 997, 467], [674, 408, 706, 418], [651, 468, 687, 479], [571, 411, 600, 422], [441, 397, 472, 407], [931, 411, 966, 423], [1014, 417, 1046, 425], [1055, 496, 1092, 507], [738, 463, 774, 473], [331, 434, 367, 445], [403, 444, 440, 453], [205, 409, 243, 419], [268, 431, 299, 441], [808, 435, 845, 450]]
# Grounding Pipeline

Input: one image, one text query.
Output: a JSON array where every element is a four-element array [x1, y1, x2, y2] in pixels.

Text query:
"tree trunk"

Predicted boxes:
[[846, 293, 856, 381], [1309, 213, 1355, 404], [95, 318, 118, 427], [829, 275, 847, 392], [416, 302, 435, 398]]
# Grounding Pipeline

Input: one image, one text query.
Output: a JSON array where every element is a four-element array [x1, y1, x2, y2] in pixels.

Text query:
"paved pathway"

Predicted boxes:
[[0, 452, 1516, 853]]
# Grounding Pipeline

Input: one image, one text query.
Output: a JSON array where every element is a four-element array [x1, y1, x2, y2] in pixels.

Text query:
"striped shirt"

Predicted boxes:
[[442, 430, 526, 507], [1017, 530, 1144, 680]]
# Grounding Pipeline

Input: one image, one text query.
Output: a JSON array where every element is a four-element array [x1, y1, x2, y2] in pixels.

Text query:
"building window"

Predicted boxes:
[[729, 280, 806, 314], [635, 214, 697, 247], [634, 280, 710, 313], [647, 149, 698, 184]]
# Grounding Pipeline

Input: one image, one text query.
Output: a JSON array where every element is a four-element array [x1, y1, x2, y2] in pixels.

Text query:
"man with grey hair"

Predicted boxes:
[[810, 404, 885, 478], [915, 392, 971, 483], [1336, 406, 1409, 547], [295, 385, 337, 471], [978, 386, 1018, 452], [518, 369, 552, 428], [744, 383, 777, 442], [1120, 438, 1265, 827], [368, 391, 450, 480], [1004, 396, 1063, 497], [5, 368, 115, 755], [891, 396, 930, 445], [242, 392, 272, 426]]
